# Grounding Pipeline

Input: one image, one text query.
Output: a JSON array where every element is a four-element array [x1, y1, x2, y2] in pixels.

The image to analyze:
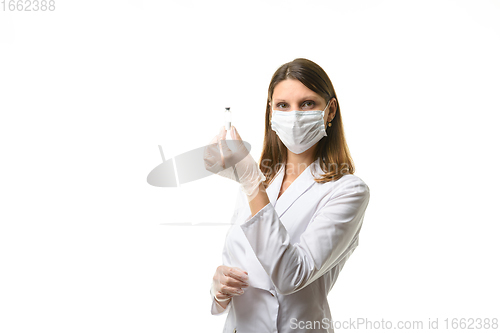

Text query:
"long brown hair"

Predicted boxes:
[[259, 58, 355, 188]]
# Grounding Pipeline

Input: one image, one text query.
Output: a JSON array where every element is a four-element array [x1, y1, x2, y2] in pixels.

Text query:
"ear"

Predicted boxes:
[[328, 98, 337, 122]]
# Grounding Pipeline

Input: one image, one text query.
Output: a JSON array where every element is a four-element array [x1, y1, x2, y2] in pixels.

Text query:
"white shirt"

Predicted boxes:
[[210, 157, 370, 333]]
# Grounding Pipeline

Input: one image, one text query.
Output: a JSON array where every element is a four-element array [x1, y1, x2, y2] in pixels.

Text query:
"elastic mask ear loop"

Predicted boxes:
[[323, 99, 332, 114]]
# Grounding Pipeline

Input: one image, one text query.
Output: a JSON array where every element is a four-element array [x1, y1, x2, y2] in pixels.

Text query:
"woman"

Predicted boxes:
[[204, 58, 370, 333]]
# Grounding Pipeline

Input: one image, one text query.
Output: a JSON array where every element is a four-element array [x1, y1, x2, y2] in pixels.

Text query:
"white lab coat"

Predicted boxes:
[[210, 157, 370, 333]]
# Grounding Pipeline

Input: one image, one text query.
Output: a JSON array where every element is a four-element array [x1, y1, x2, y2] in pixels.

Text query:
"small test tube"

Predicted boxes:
[[224, 107, 232, 131]]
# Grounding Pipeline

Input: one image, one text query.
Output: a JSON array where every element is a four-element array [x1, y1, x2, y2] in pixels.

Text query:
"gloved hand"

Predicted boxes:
[[204, 126, 266, 201], [211, 265, 249, 304]]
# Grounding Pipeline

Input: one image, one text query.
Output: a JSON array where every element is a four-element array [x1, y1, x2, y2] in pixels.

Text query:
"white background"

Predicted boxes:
[[1, 0, 499, 332]]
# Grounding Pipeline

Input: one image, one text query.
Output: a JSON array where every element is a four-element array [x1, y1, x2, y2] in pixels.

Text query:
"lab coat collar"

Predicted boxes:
[[268, 157, 323, 218]]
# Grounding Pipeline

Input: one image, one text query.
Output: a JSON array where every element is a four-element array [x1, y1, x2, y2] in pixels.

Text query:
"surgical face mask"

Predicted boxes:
[[271, 100, 330, 154]]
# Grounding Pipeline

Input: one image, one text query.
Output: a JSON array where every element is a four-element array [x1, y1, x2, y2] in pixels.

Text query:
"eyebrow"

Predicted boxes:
[[273, 96, 320, 102]]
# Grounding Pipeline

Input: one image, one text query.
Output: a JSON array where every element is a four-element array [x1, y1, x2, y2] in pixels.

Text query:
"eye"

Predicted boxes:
[[302, 100, 315, 109], [276, 102, 287, 109]]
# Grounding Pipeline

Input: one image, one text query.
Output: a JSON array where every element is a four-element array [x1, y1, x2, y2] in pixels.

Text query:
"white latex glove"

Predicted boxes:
[[210, 265, 249, 304], [204, 126, 265, 201]]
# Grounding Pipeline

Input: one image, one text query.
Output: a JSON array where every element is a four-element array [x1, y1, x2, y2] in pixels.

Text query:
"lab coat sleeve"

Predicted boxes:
[[210, 282, 232, 315], [239, 178, 370, 295]]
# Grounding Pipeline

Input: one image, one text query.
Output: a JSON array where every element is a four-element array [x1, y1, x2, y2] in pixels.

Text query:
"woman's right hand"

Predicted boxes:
[[203, 126, 266, 202], [211, 265, 249, 306]]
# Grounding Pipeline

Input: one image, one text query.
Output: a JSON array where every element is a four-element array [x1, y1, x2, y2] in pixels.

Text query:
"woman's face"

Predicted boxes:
[[269, 79, 336, 126]]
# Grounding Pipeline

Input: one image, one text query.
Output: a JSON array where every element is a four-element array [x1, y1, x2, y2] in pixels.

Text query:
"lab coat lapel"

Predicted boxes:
[[272, 158, 320, 218], [267, 163, 285, 206]]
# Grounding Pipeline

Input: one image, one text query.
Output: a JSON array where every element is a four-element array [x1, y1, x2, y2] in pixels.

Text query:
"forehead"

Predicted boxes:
[[273, 79, 321, 101]]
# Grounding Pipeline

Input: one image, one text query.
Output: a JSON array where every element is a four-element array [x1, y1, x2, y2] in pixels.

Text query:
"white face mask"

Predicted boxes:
[[271, 100, 330, 154]]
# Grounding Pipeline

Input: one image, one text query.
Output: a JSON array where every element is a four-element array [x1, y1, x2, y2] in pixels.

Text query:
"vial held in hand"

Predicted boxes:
[[224, 107, 231, 131]]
